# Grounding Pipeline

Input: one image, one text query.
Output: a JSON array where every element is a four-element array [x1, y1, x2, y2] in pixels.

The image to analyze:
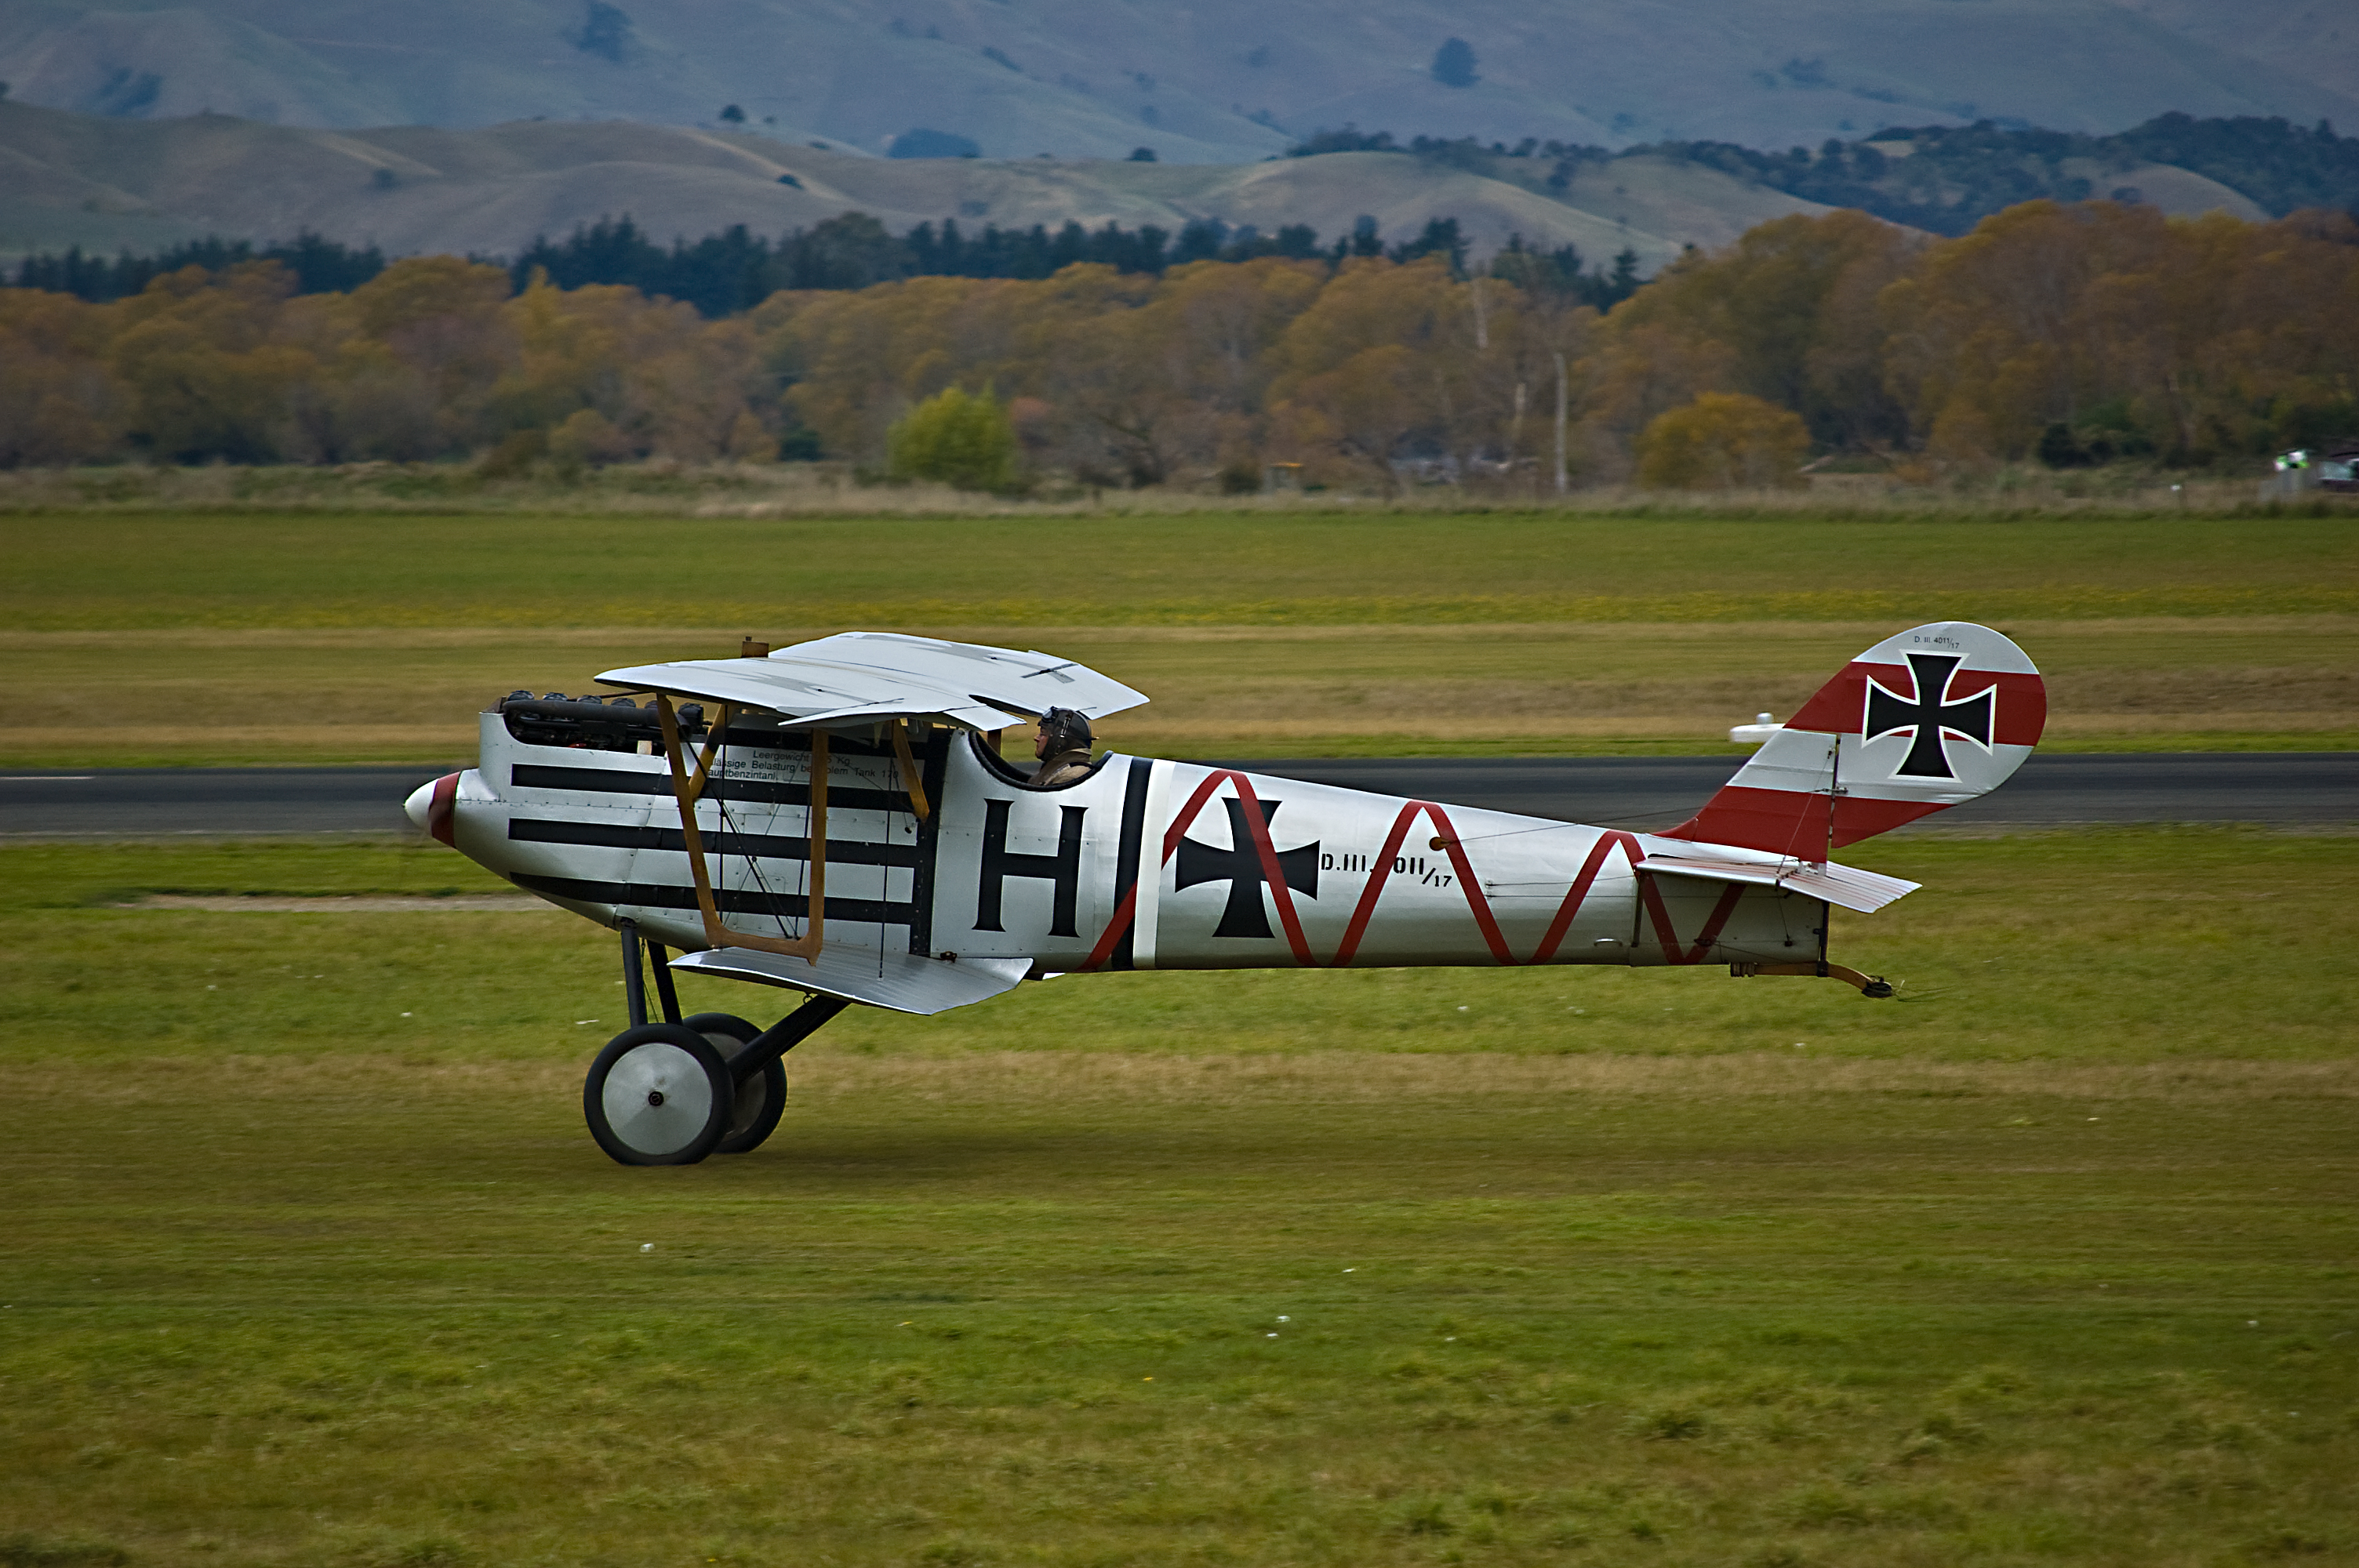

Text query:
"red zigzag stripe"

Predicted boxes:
[[1080, 773, 1732, 971]]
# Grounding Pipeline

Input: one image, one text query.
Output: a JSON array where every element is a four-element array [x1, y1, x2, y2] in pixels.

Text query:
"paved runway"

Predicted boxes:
[[0, 765, 456, 838], [1219, 752, 2359, 833], [2, 752, 2350, 838]]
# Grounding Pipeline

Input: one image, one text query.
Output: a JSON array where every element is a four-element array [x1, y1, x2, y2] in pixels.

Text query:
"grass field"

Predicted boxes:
[[2, 509, 2354, 764], [3, 833, 2354, 1566]]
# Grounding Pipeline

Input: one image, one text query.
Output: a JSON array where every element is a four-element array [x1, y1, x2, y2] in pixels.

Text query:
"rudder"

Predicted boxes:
[[1663, 622, 2045, 858]]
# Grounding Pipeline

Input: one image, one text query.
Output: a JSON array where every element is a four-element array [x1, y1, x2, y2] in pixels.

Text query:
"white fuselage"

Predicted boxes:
[[442, 712, 1829, 978]]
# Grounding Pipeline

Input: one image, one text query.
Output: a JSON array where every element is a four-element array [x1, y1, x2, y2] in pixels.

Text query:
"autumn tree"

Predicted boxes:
[[758, 274, 1015, 460], [104, 262, 314, 463], [1588, 211, 1916, 459], [8, 195, 2358, 485], [1265, 256, 1490, 490], [1634, 391, 1809, 488], [1041, 258, 1324, 485], [886, 386, 1019, 491], [1875, 200, 2180, 460], [0, 289, 123, 466], [347, 256, 518, 455]]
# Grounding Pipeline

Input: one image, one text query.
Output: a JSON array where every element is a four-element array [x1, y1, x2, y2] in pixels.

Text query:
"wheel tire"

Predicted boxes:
[[583, 1023, 733, 1166], [684, 1011, 789, 1156]]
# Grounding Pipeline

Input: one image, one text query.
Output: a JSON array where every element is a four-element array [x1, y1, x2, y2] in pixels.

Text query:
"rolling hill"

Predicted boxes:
[[0, 100, 1848, 269], [2, 98, 2317, 276], [0, 0, 2352, 166]]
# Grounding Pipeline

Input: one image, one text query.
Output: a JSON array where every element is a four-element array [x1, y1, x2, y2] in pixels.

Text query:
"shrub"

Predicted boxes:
[[548, 408, 633, 469], [724, 409, 776, 462], [1634, 392, 1810, 488], [885, 387, 1019, 492], [475, 427, 547, 477]]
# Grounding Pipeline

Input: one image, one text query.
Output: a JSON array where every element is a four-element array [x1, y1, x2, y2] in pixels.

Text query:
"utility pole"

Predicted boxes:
[[1552, 350, 1568, 496]]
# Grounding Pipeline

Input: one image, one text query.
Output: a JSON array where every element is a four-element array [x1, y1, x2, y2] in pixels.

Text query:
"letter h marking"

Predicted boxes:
[[975, 799, 1086, 936]]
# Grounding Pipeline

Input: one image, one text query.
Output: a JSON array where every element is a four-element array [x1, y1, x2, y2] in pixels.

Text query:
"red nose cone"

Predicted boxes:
[[424, 768, 460, 844]]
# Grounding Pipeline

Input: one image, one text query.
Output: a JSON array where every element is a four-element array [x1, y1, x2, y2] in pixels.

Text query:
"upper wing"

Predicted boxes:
[[596, 631, 1149, 730]]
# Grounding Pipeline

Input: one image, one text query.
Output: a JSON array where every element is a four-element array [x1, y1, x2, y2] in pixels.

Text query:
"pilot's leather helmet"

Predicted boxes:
[[1040, 706, 1092, 751]]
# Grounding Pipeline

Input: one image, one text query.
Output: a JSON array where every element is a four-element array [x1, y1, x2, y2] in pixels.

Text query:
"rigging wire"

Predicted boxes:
[[712, 731, 801, 944]]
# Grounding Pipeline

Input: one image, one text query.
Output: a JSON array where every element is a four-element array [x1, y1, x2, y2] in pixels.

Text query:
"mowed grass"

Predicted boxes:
[[0, 510, 2354, 764], [9, 830, 2357, 1065], [9, 510, 2358, 631], [2, 833, 2354, 1567]]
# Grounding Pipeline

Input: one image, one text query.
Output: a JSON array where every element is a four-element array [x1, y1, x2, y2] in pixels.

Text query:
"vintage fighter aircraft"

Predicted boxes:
[[405, 622, 2043, 1165]]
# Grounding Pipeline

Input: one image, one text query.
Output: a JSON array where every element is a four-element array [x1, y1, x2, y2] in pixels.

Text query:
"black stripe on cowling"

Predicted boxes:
[[510, 764, 906, 814], [507, 816, 917, 868], [511, 873, 916, 927]]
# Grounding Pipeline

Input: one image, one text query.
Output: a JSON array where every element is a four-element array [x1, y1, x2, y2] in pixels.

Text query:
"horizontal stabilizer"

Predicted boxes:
[[670, 945, 1033, 1015], [1637, 854, 1920, 913]]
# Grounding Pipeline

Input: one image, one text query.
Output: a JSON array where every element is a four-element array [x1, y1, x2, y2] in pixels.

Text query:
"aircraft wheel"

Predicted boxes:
[[583, 1023, 733, 1167], [684, 1012, 789, 1155]]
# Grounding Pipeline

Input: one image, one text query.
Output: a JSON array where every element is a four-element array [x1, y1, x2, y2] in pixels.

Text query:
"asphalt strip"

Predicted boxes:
[[119, 894, 553, 912]]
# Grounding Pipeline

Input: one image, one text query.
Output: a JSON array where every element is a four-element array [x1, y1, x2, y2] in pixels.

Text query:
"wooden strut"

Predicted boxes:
[[890, 720, 930, 821], [657, 693, 827, 964]]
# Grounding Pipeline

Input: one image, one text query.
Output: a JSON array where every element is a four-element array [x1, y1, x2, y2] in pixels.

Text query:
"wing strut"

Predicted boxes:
[[890, 720, 931, 820], [656, 694, 827, 964]]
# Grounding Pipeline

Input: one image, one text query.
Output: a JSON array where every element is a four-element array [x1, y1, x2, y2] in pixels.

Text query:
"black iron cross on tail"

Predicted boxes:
[[1176, 797, 1319, 938], [1863, 652, 1995, 779]]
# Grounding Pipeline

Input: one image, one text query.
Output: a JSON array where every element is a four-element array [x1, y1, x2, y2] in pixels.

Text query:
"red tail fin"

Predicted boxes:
[[1663, 622, 2045, 858]]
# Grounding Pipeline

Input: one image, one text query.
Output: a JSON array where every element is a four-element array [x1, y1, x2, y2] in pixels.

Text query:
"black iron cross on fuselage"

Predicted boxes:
[[1863, 652, 1995, 779], [1176, 797, 1318, 938]]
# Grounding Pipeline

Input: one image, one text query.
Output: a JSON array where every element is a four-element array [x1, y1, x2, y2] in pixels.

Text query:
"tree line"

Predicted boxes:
[[9, 212, 1639, 321], [2, 199, 2353, 488], [10, 232, 390, 307]]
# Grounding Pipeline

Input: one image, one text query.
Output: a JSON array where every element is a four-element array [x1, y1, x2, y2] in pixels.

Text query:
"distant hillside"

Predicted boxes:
[[1649, 113, 2359, 234], [0, 0, 2352, 164], [1293, 114, 2359, 238], [0, 100, 1837, 270]]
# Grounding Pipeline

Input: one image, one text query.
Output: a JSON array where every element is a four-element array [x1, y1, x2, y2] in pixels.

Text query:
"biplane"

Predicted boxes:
[[405, 622, 2044, 1165]]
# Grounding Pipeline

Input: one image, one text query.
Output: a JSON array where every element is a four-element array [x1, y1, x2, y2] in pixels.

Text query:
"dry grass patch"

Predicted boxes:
[[5, 612, 2353, 764]]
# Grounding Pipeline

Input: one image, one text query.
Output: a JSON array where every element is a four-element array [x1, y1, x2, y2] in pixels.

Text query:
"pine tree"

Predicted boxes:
[[1430, 38, 1478, 89]]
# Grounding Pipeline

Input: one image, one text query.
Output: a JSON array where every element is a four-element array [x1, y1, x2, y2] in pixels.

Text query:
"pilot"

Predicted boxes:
[[1030, 706, 1095, 786]]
